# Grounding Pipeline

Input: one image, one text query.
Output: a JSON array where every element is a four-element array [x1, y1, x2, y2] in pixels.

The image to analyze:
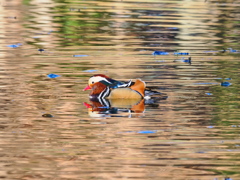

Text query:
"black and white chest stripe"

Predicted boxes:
[[98, 86, 110, 99]]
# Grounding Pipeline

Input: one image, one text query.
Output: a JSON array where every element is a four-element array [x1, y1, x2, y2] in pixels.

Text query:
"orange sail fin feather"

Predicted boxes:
[[129, 79, 146, 98]]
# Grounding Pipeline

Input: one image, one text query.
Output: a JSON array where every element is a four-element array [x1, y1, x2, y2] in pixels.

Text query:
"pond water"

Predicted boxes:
[[1, 0, 240, 179]]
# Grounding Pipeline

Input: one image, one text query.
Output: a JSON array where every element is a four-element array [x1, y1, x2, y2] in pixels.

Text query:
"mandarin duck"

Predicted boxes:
[[83, 74, 146, 100]]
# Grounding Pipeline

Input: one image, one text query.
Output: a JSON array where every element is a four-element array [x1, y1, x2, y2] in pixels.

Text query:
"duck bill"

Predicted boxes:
[[83, 85, 91, 91], [83, 102, 92, 108]]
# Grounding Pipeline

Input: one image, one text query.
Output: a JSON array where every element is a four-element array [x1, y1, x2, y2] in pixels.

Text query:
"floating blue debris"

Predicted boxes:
[[207, 126, 214, 128], [227, 48, 238, 52], [38, 49, 44, 52], [174, 57, 191, 64], [73, 55, 88, 57], [7, 44, 18, 48], [83, 70, 97, 73], [42, 114, 53, 118], [47, 74, 60, 78], [221, 82, 231, 87], [205, 93, 213, 95], [168, 27, 178, 30], [152, 51, 169, 55], [137, 130, 157, 134], [7, 43, 22, 48], [183, 57, 191, 64], [174, 52, 189, 55]]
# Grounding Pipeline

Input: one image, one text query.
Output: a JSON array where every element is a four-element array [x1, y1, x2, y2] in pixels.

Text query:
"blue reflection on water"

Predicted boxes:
[[174, 52, 189, 55], [137, 130, 157, 134], [227, 48, 238, 52], [7, 43, 22, 48], [73, 55, 89, 57], [83, 70, 97, 73], [152, 51, 169, 55], [183, 58, 191, 64], [118, 130, 157, 134], [196, 151, 205, 153], [221, 82, 231, 87], [207, 126, 214, 128], [38, 49, 44, 52], [174, 57, 191, 64], [47, 74, 61, 78]]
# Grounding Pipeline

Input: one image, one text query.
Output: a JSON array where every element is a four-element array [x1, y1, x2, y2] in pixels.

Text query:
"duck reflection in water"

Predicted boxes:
[[83, 74, 167, 117], [83, 98, 145, 118]]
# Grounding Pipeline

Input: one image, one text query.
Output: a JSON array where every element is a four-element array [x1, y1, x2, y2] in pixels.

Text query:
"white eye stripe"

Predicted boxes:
[[89, 76, 112, 84]]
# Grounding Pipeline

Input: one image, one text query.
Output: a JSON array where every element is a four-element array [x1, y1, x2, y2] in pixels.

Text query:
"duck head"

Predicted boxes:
[[83, 74, 120, 90], [83, 74, 123, 96], [83, 74, 116, 98]]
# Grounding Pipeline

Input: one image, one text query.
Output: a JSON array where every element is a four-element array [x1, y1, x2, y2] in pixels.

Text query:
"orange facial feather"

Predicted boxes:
[[90, 82, 107, 96]]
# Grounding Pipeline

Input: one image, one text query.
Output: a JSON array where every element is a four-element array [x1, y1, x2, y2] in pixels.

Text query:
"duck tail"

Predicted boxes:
[[130, 79, 146, 98]]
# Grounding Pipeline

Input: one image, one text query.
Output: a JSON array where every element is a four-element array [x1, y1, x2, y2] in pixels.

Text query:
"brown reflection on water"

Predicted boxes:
[[1, 0, 240, 179]]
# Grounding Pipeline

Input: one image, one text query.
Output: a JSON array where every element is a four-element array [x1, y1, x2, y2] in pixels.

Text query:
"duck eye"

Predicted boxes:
[[92, 81, 94, 84]]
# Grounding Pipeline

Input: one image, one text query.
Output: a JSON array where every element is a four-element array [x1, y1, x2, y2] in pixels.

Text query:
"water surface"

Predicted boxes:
[[1, 0, 240, 179]]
